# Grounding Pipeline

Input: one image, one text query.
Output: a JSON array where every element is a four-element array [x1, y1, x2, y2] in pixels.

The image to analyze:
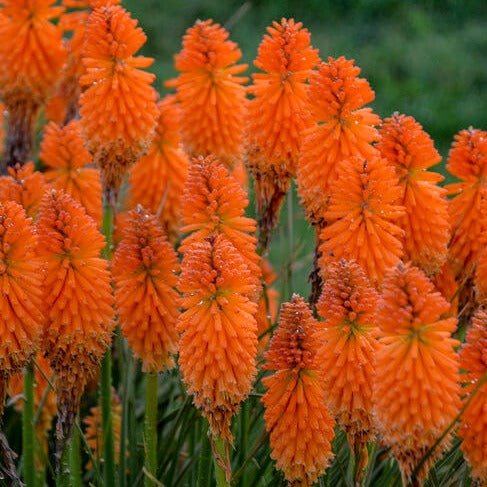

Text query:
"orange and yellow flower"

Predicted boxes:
[[45, 0, 122, 124], [378, 113, 448, 275], [262, 295, 334, 485], [37, 190, 114, 446], [179, 155, 261, 292], [79, 5, 158, 194], [0, 201, 44, 417], [40, 120, 102, 224], [0, 0, 65, 166], [297, 56, 381, 226], [446, 128, 487, 277], [317, 259, 380, 448], [177, 236, 258, 440], [247, 18, 319, 246], [170, 19, 248, 168], [319, 155, 404, 286], [113, 207, 180, 373], [129, 96, 189, 240], [0, 162, 47, 219], [373, 263, 461, 483], [0, 0, 65, 100], [458, 309, 487, 484]]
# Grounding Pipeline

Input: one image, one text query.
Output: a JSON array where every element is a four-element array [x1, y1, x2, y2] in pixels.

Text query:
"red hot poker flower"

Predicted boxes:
[[247, 18, 319, 248], [0, 162, 48, 219], [179, 155, 261, 294], [177, 236, 258, 441], [40, 120, 102, 224], [317, 259, 380, 449], [170, 19, 248, 168], [458, 309, 487, 484], [446, 128, 487, 277], [262, 295, 334, 486], [80, 5, 158, 195], [129, 96, 189, 240], [113, 207, 180, 373], [0, 0, 66, 166], [37, 190, 114, 450], [374, 264, 461, 484], [378, 113, 449, 275], [319, 155, 405, 286], [0, 201, 44, 418], [297, 56, 381, 226]]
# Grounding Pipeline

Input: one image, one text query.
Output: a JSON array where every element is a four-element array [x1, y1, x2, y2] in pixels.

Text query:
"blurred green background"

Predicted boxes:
[[124, 0, 487, 297]]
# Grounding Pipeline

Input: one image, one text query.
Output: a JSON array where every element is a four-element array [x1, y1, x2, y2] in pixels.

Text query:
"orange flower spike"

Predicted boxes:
[[45, 0, 121, 124], [247, 19, 319, 245], [171, 19, 248, 167], [374, 264, 461, 484], [458, 309, 487, 483], [177, 236, 258, 441], [0, 0, 66, 166], [297, 56, 381, 226], [37, 190, 114, 447], [113, 207, 180, 373], [80, 5, 158, 195], [262, 295, 334, 485], [0, 201, 44, 417], [316, 259, 380, 448], [446, 128, 487, 276], [40, 120, 102, 224], [179, 155, 261, 290], [0, 162, 48, 219], [319, 156, 405, 286], [129, 96, 189, 239], [378, 113, 448, 275], [83, 390, 122, 471], [248, 18, 319, 171]]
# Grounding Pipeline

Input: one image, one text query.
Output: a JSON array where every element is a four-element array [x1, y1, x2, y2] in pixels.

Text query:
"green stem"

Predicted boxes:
[[239, 401, 249, 487], [144, 373, 158, 487], [22, 361, 36, 487], [101, 199, 115, 487], [212, 436, 231, 487], [101, 349, 115, 487], [119, 341, 133, 487], [69, 426, 82, 487], [57, 442, 71, 487], [286, 183, 294, 297], [197, 422, 212, 487]]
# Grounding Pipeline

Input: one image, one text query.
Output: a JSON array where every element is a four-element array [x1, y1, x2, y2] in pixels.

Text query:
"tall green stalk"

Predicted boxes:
[[22, 361, 35, 487], [212, 436, 231, 487], [57, 443, 70, 487], [239, 402, 249, 487], [119, 340, 133, 487], [286, 184, 294, 297], [144, 372, 158, 487], [69, 425, 82, 487], [101, 199, 115, 487], [197, 421, 212, 487]]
